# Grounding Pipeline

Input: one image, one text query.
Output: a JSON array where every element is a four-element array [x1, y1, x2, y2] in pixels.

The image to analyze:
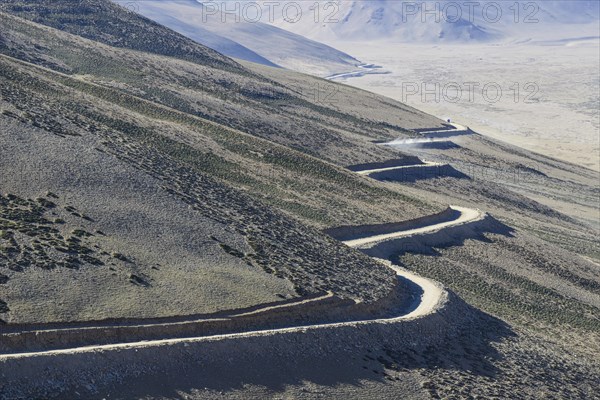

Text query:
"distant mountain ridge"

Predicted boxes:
[[111, 0, 599, 77], [266, 0, 600, 43], [0, 0, 247, 71], [113, 0, 362, 76]]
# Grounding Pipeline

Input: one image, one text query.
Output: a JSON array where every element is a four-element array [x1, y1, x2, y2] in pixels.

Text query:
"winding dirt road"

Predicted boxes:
[[0, 261, 444, 360], [0, 207, 483, 359], [345, 206, 484, 248], [382, 123, 471, 146], [355, 161, 444, 176]]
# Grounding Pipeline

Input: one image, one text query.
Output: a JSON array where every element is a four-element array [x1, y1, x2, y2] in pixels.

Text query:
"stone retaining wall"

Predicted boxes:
[[0, 279, 412, 354], [324, 207, 458, 242]]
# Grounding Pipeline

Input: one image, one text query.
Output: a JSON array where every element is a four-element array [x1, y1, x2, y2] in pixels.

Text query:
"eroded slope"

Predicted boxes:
[[0, 51, 411, 324]]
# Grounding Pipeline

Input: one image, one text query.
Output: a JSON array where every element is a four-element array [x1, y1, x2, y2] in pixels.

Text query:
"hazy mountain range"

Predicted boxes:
[[267, 0, 600, 43], [116, 0, 600, 76], [113, 0, 362, 76]]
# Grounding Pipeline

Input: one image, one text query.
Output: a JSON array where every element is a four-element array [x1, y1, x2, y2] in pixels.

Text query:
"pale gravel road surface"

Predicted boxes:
[[382, 123, 470, 146], [355, 161, 444, 175], [344, 206, 484, 248]]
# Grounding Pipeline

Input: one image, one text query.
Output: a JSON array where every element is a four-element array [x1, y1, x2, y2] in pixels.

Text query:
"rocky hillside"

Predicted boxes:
[[0, 4, 446, 324], [0, 0, 242, 71]]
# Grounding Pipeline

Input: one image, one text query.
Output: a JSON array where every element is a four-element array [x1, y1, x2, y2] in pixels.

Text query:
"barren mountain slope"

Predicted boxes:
[[0, 1, 444, 166], [0, 51, 412, 324], [0, 1, 598, 399], [246, 50, 600, 399], [0, 0, 243, 71], [0, 7, 451, 324], [111, 0, 363, 77]]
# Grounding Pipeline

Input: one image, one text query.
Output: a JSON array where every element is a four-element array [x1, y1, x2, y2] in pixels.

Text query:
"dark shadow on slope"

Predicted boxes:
[[4, 229, 516, 399], [393, 274, 425, 317], [379, 296, 516, 379], [414, 140, 462, 150], [421, 130, 472, 140], [7, 213, 518, 398], [370, 140, 462, 150], [347, 157, 470, 183], [347, 157, 425, 171], [325, 207, 461, 242], [360, 215, 515, 260], [0, 273, 415, 354], [368, 164, 470, 183], [68, 291, 515, 400]]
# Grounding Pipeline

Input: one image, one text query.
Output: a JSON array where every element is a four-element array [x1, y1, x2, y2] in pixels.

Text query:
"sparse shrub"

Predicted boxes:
[[72, 229, 93, 238], [218, 243, 245, 259], [129, 274, 148, 286], [0, 299, 9, 313], [112, 252, 130, 262], [36, 197, 56, 209]]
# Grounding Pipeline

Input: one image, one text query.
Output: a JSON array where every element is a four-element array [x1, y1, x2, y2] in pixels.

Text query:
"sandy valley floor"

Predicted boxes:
[[332, 41, 600, 172]]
